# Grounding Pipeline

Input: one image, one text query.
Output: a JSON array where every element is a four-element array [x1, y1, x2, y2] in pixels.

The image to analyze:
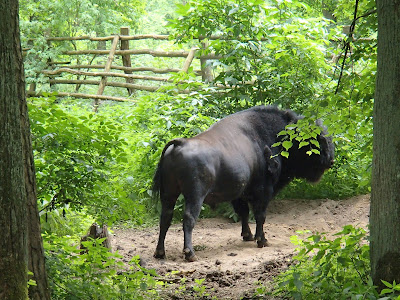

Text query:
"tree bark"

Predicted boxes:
[[0, 0, 29, 298], [0, 0, 50, 299], [370, 0, 400, 289]]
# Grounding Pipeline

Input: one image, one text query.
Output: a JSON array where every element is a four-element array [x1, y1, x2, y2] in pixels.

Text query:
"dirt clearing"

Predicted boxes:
[[112, 195, 370, 299]]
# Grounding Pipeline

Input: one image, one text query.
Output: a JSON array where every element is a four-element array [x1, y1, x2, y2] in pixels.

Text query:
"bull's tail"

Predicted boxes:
[[152, 138, 185, 199]]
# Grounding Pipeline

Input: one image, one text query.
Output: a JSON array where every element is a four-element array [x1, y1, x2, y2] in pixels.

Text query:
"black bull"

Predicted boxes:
[[152, 106, 334, 261]]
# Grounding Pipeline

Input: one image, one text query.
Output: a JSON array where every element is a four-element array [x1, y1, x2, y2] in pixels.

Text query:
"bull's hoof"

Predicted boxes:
[[257, 239, 269, 248], [183, 248, 197, 262], [242, 234, 255, 241], [154, 249, 166, 259], [185, 254, 198, 262]]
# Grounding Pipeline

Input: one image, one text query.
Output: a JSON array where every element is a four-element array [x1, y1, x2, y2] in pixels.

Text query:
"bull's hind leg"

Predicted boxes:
[[251, 186, 273, 248], [182, 195, 205, 262], [154, 194, 178, 259], [231, 198, 254, 241]]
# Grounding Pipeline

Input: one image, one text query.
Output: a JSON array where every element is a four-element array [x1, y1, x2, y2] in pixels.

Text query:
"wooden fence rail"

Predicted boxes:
[[43, 68, 172, 82], [28, 27, 216, 108], [48, 65, 183, 74]]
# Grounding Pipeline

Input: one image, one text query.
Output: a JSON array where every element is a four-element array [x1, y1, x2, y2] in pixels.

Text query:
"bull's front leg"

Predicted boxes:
[[254, 209, 268, 248], [182, 197, 203, 262], [232, 198, 254, 241]]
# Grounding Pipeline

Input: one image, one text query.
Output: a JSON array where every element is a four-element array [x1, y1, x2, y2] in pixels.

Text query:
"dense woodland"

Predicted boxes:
[[3, 0, 400, 298]]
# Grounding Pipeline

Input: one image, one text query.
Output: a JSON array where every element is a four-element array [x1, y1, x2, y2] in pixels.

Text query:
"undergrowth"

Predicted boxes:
[[263, 225, 400, 300], [44, 234, 161, 299]]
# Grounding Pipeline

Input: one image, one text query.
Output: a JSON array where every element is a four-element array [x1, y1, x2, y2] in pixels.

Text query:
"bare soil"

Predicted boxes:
[[112, 195, 370, 299]]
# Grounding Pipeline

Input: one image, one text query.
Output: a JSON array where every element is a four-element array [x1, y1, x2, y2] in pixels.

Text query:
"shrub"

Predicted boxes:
[[44, 234, 160, 299], [271, 225, 400, 300], [29, 95, 146, 226]]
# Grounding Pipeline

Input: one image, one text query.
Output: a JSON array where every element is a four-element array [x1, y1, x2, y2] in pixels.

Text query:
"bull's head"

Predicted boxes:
[[304, 134, 335, 183], [286, 121, 335, 183]]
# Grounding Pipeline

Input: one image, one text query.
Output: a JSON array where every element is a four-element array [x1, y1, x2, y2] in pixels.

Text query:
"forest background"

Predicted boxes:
[[19, 0, 379, 298]]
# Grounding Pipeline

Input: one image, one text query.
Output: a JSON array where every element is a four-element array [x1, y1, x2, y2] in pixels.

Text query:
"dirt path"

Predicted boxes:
[[112, 195, 370, 299]]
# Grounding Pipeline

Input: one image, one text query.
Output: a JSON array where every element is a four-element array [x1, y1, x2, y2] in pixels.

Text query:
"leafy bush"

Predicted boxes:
[[40, 207, 95, 237], [44, 234, 160, 299], [29, 95, 146, 226], [271, 226, 400, 300], [169, 0, 334, 107]]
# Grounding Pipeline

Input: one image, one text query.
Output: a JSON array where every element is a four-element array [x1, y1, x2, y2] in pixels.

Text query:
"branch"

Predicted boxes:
[[335, 0, 360, 94], [355, 9, 377, 23]]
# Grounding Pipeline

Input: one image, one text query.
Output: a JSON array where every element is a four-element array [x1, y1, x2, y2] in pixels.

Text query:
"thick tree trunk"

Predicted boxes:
[[370, 0, 400, 289], [0, 0, 29, 298], [0, 0, 50, 299]]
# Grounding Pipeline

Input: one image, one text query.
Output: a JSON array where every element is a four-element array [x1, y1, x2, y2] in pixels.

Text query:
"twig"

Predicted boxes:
[[335, 0, 360, 94]]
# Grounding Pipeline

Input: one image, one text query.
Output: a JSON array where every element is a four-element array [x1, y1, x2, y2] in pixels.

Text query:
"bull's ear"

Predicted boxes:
[[318, 134, 330, 150], [264, 146, 280, 176]]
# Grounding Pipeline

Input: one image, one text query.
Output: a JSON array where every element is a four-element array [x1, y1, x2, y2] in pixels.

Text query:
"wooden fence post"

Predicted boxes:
[[94, 35, 120, 111], [120, 27, 134, 95], [182, 47, 198, 73]]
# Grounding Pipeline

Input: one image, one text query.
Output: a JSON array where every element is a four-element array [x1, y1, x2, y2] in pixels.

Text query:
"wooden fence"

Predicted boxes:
[[27, 27, 218, 108], [26, 26, 374, 109]]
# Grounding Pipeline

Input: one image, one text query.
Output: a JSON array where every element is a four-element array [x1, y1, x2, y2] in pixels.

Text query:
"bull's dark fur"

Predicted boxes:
[[153, 106, 334, 261]]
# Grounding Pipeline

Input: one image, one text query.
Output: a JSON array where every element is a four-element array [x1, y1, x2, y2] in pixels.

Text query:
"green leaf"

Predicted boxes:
[[282, 140, 293, 150], [380, 289, 394, 295], [299, 141, 309, 148], [272, 142, 281, 147], [337, 257, 348, 266], [140, 281, 148, 290], [310, 139, 320, 148], [311, 149, 320, 155], [281, 151, 289, 158], [381, 280, 393, 288], [277, 130, 287, 136]]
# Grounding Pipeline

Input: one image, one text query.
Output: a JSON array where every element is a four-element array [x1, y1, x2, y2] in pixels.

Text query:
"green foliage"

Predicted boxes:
[[269, 225, 400, 299], [272, 118, 323, 158], [44, 234, 160, 299], [19, 0, 146, 38], [168, 275, 216, 299], [273, 226, 377, 299], [27, 271, 37, 288], [169, 0, 333, 107], [29, 95, 145, 226], [40, 207, 95, 237], [380, 281, 400, 300], [19, 0, 146, 86], [140, 0, 179, 34]]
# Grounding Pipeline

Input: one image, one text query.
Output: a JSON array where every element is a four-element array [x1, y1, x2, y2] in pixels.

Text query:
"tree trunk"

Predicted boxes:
[[0, 0, 51, 299], [370, 0, 400, 289], [0, 0, 29, 298]]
